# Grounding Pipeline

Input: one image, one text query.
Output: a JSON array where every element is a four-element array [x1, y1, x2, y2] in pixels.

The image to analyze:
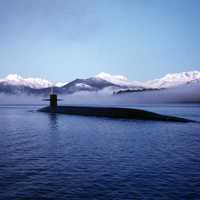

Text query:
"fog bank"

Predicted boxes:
[[0, 84, 200, 106]]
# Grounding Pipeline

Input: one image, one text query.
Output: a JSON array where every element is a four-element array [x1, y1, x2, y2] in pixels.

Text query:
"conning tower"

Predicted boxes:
[[50, 94, 57, 109]]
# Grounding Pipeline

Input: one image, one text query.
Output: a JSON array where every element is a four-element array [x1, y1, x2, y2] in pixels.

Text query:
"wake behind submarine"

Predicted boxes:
[[38, 93, 194, 122]]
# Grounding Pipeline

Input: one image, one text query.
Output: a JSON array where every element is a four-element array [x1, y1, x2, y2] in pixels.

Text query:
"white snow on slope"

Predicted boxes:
[[95, 72, 144, 87], [75, 83, 92, 89], [0, 74, 69, 88], [55, 82, 68, 87], [96, 72, 128, 83], [0, 74, 53, 89], [95, 71, 200, 90], [1, 71, 200, 90], [146, 71, 200, 88]]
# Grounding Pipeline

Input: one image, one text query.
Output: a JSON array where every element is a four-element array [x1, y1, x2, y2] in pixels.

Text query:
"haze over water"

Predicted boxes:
[[0, 104, 200, 200]]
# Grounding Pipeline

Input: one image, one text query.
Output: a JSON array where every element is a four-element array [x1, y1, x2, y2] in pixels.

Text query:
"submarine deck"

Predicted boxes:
[[39, 105, 193, 122]]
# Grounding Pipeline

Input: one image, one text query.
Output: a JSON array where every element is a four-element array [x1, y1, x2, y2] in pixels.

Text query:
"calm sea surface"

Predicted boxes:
[[0, 104, 200, 200]]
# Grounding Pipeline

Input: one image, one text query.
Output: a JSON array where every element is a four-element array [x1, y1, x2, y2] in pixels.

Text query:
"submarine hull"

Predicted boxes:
[[39, 106, 193, 122]]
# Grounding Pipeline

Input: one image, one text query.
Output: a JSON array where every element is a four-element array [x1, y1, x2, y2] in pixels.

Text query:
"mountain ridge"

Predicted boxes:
[[0, 71, 200, 96]]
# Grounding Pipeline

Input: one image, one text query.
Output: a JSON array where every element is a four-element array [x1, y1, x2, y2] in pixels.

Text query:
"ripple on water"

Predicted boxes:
[[0, 105, 200, 200]]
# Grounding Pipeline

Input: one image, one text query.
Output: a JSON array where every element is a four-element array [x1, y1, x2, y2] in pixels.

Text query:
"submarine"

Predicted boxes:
[[38, 93, 193, 122]]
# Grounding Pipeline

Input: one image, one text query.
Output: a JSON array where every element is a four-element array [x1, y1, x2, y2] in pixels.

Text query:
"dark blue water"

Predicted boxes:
[[0, 105, 200, 200]]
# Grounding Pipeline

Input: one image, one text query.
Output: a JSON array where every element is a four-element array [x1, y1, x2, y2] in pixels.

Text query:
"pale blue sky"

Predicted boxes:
[[0, 0, 200, 82]]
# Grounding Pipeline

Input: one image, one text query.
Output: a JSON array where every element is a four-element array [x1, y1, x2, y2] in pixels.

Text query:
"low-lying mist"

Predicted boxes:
[[0, 84, 199, 106]]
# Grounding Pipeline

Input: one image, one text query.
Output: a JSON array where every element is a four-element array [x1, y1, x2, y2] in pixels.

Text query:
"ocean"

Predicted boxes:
[[0, 104, 200, 200]]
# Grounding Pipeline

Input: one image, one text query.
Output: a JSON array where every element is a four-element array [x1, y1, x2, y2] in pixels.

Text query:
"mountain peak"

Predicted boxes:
[[1, 70, 200, 93], [146, 70, 200, 88], [0, 74, 53, 89], [162, 71, 200, 81], [95, 72, 129, 85], [5, 74, 23, 81]]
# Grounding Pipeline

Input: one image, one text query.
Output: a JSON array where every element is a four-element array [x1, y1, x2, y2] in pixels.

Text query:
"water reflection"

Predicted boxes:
[[46, 113, 62, 154], [47, 113, 58, 131]]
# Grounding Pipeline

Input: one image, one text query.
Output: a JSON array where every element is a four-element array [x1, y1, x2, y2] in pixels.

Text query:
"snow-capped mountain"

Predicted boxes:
[[115, 71, 200, 94], [145, 71, 200, 89], [95, 72, 129, 85], [0, 71, 200, 97], [0, 74, 53, 89], [95, 71, 200, 89], [95, 72, 144, 88], [0, 74, 123, 95], [59, 77, 121, 94]]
